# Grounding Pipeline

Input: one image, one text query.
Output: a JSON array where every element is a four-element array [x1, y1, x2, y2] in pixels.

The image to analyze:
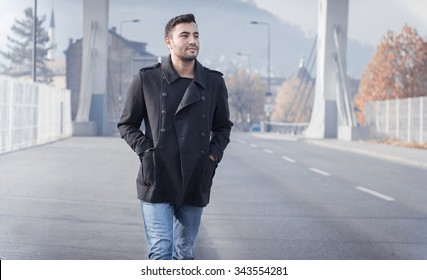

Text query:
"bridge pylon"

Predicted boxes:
[[73, 0, 110, 136], [305, 0, 369, 140]]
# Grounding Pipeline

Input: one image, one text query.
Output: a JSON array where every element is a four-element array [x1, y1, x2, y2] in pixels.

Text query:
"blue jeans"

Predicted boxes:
[[140, 201, 203, 260]]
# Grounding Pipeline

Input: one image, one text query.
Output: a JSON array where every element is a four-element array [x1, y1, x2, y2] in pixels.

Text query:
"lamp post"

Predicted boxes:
[[118, 19, 140, 104], [32, 0, 37, 82], [250, 20, 271, 95], [251, 21, 272, 129], [236, 52, 251, 74]]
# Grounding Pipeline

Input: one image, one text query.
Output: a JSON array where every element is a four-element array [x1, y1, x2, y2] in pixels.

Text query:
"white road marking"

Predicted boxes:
[[309, 167, 331, 176], [237, 139, 247, 144], [356, 186, 396, 202], [282, 156, 296, 163], [250, 144, 258, 148], [263, 149, 273, 154]]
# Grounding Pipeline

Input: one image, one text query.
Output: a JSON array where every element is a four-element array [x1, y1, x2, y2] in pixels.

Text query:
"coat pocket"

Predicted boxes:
[[202, 156, 218, 191], [141, 150, 155, 186]]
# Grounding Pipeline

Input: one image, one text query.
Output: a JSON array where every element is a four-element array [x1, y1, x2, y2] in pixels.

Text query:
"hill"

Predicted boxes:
[[108, 0, 373, 78]]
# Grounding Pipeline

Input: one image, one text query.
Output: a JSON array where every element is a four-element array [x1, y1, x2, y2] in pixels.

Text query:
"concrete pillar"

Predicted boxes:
[[73, 0, 110, 136], [305, 0, 349, 138]]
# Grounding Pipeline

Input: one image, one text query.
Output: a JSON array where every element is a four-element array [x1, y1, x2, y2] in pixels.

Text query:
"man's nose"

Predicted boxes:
[[189, 35, 198, 44]]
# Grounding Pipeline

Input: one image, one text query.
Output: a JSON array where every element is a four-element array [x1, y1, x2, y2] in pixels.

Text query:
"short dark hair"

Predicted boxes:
[[164, 13, 196, 39]]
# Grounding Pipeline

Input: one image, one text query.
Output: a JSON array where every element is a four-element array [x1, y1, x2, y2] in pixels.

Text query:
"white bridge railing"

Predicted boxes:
[[261, 121, 309, 135], [365, 96, 427, 144], [0, 75, 72, 154]]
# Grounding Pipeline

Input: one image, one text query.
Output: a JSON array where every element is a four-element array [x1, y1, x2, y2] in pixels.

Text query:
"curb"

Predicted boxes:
[[305, 139, 427, 170]]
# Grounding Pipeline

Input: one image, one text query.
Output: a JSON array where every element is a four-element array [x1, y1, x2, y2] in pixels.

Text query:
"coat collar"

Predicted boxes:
[[161, 55, 207, 89]]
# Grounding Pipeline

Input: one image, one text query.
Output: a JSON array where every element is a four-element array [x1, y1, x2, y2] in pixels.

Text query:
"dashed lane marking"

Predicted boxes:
[[309, 167, 331, 176], [282, 156, 296, 163], [250, 144, 258, 148], [356, 186, 396, 202], [263, 149, 273, 154]]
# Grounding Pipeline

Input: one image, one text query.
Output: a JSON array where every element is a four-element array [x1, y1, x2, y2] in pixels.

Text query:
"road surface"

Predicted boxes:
[[0, 133, 426, 259]]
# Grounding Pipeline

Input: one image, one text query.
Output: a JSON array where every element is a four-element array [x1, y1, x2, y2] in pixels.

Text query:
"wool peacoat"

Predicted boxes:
[[118, 56, 233, 207]]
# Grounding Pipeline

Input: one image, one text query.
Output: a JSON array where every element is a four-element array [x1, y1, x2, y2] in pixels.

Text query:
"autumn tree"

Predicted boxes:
[[271, 71, 315, 123], [355, 24, 427, 124], [226, 68, 266, 131], [0, 7, 53, 83]]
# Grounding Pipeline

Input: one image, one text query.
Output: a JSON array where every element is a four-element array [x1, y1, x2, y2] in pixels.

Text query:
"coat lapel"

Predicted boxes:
[[161, 55, 208, 114], [176, 81, 200, 113]]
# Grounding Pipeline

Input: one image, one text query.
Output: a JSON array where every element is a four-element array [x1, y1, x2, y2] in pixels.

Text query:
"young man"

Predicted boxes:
[[117, 14, 233, 260]]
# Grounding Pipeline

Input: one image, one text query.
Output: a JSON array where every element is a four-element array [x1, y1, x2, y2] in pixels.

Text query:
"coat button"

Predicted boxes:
[[200, 150, 206, 155], [162, 92, 168, 97], [200, 132, 206, 137], [201, 113, 206, 118], [161, 110, 166, 115], [201, 96, 206, 101], [160, 128, 166, 133]]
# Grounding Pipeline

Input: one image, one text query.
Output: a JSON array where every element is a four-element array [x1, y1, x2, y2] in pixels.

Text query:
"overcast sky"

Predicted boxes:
[[1, 0, 426, 61], [253, 0, 427, 45]]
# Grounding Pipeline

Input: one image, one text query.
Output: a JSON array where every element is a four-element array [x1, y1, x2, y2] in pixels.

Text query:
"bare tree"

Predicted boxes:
[[226, 68, 266, 131]]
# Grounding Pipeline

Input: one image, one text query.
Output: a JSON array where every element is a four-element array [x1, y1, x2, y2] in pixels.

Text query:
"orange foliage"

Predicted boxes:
[[355, 24, 427, 124], [271, 77, 314, 123]]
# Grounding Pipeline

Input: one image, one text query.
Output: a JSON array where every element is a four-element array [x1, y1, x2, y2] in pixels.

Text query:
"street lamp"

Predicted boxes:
[[251, 21, 272, 130], [120, 19, 140, 39], [32, 0, 38, 82], [118, 19, 140, 109], [236, 52, 251, 73], [250, 20, 271, 95]]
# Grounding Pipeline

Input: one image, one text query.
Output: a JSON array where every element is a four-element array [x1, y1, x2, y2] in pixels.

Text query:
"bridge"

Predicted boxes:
[[70, 0, 359, 139]]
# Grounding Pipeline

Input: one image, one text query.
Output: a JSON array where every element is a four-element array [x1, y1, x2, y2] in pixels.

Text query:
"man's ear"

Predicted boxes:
[[165, 37, 172, 49]]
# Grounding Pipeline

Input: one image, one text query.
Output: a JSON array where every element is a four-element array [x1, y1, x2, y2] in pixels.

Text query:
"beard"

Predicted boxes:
[[182, 53, 198, 61], [181, 49, 198, 61]]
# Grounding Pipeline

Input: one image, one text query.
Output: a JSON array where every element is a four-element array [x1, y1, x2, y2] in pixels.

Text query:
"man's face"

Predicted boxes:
[[166, 22, 200, 61]]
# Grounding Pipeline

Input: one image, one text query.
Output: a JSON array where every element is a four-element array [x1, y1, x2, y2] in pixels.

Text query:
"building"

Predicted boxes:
[[64, 27, 158, 131], [47, 7, 56, 60]]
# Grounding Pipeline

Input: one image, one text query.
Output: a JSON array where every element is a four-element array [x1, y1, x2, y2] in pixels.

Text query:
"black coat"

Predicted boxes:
[[118, 56, 233, 207]]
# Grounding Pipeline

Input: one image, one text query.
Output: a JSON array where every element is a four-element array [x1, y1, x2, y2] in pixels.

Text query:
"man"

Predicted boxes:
[[117, 14, 233, 260]]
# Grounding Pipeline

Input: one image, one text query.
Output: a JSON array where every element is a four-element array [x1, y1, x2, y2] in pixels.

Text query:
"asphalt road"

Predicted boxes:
[[197, 132, 427, 259], [0, 133, 426, 259]]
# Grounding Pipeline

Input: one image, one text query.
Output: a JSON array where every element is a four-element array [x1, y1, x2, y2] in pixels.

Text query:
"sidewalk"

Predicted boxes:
[[252, 132, 427, 170], [306, 138, 427, 170]]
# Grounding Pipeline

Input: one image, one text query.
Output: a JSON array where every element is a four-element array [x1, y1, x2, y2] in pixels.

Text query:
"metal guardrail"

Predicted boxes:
[[366, 96, 426, 144], [0, 75, 72, 154], [261, 121, 309, 135]]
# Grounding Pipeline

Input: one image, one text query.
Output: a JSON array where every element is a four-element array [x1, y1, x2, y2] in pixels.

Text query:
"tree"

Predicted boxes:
[[355, 24, 427, 124], [226, 68, 266, 131], [271, 75, 315, 123], [0, 7, 53, 83]]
